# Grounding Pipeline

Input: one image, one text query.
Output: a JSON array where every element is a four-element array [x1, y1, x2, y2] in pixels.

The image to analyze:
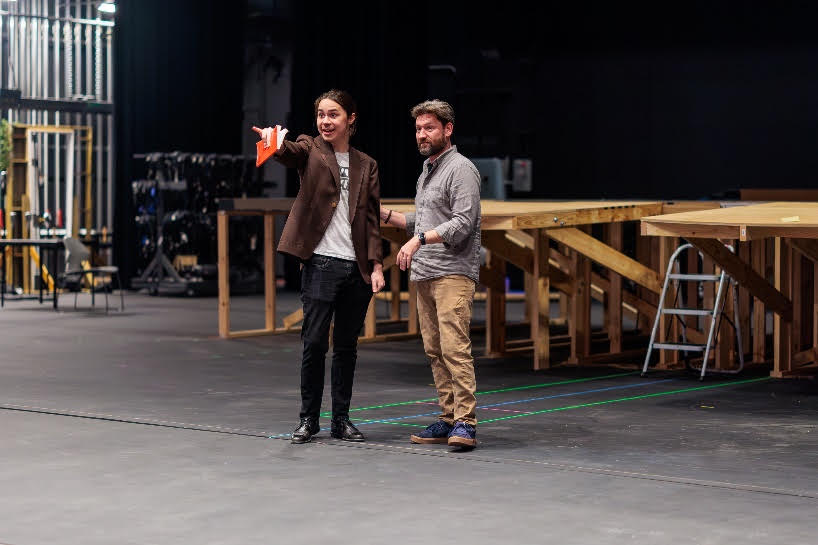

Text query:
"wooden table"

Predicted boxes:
[[641, 202, 818, 377], [218, 198, 726, 371]]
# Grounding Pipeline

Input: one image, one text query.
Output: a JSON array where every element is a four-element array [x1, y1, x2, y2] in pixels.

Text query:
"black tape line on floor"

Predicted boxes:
[[0, 403, 276, 439], [305, 439, 818, 500]]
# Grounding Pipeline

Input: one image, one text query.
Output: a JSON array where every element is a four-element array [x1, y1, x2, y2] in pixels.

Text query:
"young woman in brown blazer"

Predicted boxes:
[[254, 89, 384, 444]]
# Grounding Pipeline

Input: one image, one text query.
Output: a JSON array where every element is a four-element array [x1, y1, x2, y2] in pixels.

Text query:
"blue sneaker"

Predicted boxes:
[[447, 421, 477, 448], [410, 420, 453, 444]]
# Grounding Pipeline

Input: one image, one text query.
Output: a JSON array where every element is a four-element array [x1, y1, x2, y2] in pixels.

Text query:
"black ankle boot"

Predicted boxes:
[[291, 417, 320, 444], [330, 418, 365, 442]]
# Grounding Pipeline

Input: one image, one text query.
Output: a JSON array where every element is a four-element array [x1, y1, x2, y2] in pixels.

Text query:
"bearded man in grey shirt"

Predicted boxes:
[[380, 100, 482, 449]]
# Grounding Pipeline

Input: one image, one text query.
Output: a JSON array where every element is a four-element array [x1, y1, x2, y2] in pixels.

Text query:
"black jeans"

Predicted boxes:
[[299, 255, 372, 420]]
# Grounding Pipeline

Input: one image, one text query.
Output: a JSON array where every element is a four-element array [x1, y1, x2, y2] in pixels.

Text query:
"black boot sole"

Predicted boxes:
[[330, 433, 365, 442]]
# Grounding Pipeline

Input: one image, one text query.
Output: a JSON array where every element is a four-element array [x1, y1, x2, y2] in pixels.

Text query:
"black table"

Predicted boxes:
[[0, 239, 64, 309]]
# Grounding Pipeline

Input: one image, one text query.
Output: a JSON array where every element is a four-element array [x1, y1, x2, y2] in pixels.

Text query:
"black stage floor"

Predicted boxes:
[[1, 292, 816, 544]]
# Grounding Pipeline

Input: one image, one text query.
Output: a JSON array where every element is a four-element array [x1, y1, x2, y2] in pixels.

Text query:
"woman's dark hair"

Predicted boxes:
[[314, 89, 358, 136]]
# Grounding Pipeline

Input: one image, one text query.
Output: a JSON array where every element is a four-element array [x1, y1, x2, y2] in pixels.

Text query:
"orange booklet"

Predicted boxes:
[[254, 126, 278, 167]]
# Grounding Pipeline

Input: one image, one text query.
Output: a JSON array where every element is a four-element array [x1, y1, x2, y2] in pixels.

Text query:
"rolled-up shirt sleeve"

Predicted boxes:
[[433, 168, 480, 247], [404, 211, 417, 235]]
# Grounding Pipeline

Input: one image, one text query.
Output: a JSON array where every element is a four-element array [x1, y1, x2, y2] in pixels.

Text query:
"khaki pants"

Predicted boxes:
[[415, 275, 477, 426]]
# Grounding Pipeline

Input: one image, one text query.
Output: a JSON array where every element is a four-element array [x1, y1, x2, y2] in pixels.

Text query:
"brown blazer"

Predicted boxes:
[[274, 134, 382, 283]]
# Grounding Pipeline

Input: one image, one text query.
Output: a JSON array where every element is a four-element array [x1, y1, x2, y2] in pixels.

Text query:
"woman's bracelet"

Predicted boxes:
[[385, 209, 393, 224]]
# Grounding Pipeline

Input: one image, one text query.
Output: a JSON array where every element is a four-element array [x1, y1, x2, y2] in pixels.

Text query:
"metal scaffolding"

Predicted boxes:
[[1, 0, 114, 233]]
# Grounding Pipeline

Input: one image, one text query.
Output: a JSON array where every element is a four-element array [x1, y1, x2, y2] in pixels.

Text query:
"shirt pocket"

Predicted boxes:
[[422, 185, 449, 210]]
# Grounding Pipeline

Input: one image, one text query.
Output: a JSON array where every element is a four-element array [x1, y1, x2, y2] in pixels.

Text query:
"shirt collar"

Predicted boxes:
[[424, 145, 457, 172]]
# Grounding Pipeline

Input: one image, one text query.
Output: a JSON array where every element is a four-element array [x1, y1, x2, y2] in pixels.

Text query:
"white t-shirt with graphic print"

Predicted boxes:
[[313, 152, 356, 261]]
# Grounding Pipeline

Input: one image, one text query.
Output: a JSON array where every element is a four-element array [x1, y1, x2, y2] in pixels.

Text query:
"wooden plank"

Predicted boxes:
[[607, 223, 623, 353], [812, 263, 818, 354], [792, 252, 803, 353], [218, 212, 230, 338], [264, 214, 275, 331], [687, 237, 792, 321], [772, 238, 793, 377], [738, 242, 751, 357], [485, 251, 507, 357], [224, 327, 280, 339], [742, 225, 818, 241], [479, 263, 505, 291], [282, 308, 304, 329], [218, 197, 295, 212], [790, 238, 818, 264], [641, 221, 742, 240], [389, 242, 400, 320], [752, 240, 766, 362], [549, 227, 663, 294], [532, 229, 550, 370], [658, 237, 679, 368], [481, 230, 532, 272], [364, 297, 376, 338], [515, 203, 663, 229], [408, 280, 419, 335]]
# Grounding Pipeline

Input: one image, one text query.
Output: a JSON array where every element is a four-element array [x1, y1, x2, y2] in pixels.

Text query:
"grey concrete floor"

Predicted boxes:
[[0, 291, 816, 545]]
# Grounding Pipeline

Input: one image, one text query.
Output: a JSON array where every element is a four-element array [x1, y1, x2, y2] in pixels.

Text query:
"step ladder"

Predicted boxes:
[[642, 242, 744, 380]]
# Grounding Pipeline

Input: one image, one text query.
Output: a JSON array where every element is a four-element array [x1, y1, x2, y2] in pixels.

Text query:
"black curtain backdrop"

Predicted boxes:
[[114, 0, 245, 284], [288, 3, 428, 199]]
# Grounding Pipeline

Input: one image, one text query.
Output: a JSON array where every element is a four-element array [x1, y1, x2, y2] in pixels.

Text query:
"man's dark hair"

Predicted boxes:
[[410, 99, 455, 127]]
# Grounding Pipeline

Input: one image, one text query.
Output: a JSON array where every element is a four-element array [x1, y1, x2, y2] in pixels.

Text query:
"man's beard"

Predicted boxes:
[[418, 138, 446, 157]]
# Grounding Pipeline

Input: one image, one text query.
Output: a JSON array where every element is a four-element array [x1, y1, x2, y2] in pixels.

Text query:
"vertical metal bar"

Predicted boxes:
[[106, 25, 113, 228], [0, 12, 4, 90], [65, 131, 74, 237]]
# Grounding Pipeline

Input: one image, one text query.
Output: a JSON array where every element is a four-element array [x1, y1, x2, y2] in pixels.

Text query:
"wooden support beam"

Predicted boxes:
[[687, 237, 793, 321], [479, 263, 505, 291], [752, 240, 766, 362], [218, 212, 230, 338], [485, 251, 507, 357], [389, 242, 400, 321], [790, 238, 818, 264], [482, 230, 532, 272], [738, 242, 751, 356], [549, 227, 663, 294], [282, 308, 304, 330], [607, 223, 623, 353], [658, 237, 679, 368], [408, 280, 419, 334], [364, 297, 376, 338], [264, 214, 275, 331], [772, 238, 793, 377], [532, 229, 550, 369]]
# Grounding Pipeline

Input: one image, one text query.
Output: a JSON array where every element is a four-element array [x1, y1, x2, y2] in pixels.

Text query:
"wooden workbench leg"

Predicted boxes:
[[486, 251, 507, 357], [408, 280, 419, 335], [568, 235, 591, 364], [390, 242, 401, 321], [812, 263, 818, 347], [607, 223, 623, 353], [532, 229, 550, 369], [364, 297, 377, 338], [218, 212, 231, 338], [752, 239, 767, 362], [773, 237, 792, 377], [792, 251, 803, 355], [524, 272, 533, 326], [264, 214, 275, 332], [635, 232, 653, 334], [738, 242, 751, 358]]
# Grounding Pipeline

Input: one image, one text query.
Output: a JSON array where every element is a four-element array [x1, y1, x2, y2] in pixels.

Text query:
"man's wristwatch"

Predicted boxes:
[[418, 232, 426, 245]]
